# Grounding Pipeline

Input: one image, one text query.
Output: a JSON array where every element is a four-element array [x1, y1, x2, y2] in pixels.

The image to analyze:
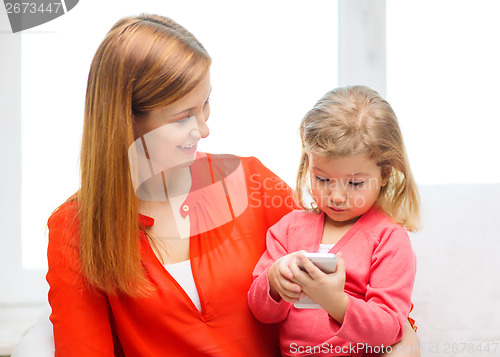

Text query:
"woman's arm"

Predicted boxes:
[[46, 203, 117, 356], [383, 321, 421, 357]]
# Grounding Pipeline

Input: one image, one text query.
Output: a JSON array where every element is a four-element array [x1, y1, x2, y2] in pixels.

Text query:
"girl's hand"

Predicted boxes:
[[268, 251, 307, 303], [291, 252, 349, 323]]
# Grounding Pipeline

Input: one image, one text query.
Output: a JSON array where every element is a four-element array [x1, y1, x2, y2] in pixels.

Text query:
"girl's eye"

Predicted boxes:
[[350, 181, 365, 188], [315, 176, 329, 183]]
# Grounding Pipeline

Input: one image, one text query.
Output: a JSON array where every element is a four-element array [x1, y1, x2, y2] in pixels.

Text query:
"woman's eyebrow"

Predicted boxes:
[[172, 107, 195, 117], [172, 87, 212, 117]]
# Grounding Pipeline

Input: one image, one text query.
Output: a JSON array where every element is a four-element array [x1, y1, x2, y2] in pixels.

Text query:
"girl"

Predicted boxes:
[[248, 85, 420, 356]]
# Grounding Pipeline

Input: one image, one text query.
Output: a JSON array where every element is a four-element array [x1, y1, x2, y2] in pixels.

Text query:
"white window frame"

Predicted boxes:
[[0, 27, 49, 305], [339, 0, 386, 97]]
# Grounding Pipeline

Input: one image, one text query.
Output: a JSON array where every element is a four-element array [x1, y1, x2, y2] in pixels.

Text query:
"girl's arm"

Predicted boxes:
[[292, 227, 416, 347], [344, 227, 416, 346], [46, 204, 117, 356], [247, 214, 301, 324]]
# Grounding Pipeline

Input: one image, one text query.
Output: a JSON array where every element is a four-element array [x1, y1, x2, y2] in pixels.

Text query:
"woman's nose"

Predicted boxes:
[[189, 114, 210, 139], [197, 116, 210, 138]]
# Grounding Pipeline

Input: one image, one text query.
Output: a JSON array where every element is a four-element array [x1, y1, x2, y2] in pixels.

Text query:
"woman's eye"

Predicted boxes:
[[177, 115, 194, 124], [315, 176, 329, 183]]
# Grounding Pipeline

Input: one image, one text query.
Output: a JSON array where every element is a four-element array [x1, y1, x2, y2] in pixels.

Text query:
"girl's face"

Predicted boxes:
[[309, 152, 388, 225], [132, 72, 212, 172]]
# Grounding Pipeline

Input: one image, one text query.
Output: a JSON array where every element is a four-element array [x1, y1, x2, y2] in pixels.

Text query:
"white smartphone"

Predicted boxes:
[[296, 252, 337, 274], [294, 252, 337, 309]]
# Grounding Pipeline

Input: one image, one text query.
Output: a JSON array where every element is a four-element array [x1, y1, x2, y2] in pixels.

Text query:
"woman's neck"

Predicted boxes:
[[138, 166, 193, 246], [136, 166, 192, 202]]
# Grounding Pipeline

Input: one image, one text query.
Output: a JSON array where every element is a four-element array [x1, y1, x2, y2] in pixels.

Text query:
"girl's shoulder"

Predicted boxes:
[[361, 206, 410, 243]]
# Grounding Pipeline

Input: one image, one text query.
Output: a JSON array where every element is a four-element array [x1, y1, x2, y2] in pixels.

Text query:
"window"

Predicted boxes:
[[386, 0, 500, 184]]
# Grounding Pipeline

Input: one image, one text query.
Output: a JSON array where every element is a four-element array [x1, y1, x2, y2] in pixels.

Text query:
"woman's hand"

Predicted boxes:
[[291, 252, 349, 323], [268, 251, 307, 303]]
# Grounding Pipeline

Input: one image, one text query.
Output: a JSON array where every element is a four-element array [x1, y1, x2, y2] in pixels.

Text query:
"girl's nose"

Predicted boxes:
[[329, 188, 347, 205]]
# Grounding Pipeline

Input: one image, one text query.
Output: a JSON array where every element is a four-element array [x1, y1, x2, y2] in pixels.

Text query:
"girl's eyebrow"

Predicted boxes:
[[310, 166, 328, 174], [311, 167, 370, 177]]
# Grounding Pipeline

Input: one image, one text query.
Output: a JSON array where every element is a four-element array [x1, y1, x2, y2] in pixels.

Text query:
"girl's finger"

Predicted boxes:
[[276, 278, 302, 302], [280, 292, 301, 303], [278, 256, 297, 280], [289, 258, 310, 284], [279, 276, 302, 296], [297, 254, 323, 280]]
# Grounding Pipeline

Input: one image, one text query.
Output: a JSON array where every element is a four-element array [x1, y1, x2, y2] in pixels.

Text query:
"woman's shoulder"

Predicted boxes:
[[202, 152, 267, 171], [203, 152, 290, 190], [47, 197, 79, 232], [45, 198, 81, 257], [197, 152, 258, 177]]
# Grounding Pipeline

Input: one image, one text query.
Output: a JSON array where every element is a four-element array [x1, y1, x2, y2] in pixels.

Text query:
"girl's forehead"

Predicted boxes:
[[308, 152, 380, 176]]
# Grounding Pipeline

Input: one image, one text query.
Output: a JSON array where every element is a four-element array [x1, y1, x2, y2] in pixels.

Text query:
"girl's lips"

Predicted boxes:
[[329, 206, 346, 212]]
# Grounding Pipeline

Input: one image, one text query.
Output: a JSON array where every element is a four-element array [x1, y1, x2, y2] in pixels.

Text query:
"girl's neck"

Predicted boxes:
[[320, 214, 360, 245]]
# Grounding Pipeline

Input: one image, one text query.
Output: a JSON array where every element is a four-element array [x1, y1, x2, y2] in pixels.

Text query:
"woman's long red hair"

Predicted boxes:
[[76, 14, 211, 296]]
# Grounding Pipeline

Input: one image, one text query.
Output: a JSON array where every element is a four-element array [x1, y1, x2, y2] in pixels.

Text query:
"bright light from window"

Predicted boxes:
[[21, 0, 339, 269], [387, 0, 500, 185]]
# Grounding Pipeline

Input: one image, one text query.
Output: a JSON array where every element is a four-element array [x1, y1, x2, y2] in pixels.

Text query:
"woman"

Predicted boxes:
[[46, 14, 420, 356]]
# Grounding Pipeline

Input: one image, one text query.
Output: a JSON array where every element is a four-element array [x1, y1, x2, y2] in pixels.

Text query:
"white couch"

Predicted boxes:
[[409, 184, 500, 356], [11, 184, 500, 357]]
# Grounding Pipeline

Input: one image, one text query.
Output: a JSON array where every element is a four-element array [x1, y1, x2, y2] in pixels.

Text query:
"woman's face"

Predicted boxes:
[[132, 72, 212, 172]]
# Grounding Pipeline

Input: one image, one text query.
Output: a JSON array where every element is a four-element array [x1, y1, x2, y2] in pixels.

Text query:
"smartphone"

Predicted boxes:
[[296, 252, 337, 274], [294, 252, 337, 309]]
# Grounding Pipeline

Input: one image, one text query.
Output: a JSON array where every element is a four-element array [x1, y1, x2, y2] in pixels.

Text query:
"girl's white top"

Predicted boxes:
[[318, 243, 335, 253]]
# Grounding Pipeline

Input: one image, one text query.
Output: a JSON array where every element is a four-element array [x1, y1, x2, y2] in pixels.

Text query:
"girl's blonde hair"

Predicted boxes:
[[296, 85, 420, 231], [74, 14, 211, 296]]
